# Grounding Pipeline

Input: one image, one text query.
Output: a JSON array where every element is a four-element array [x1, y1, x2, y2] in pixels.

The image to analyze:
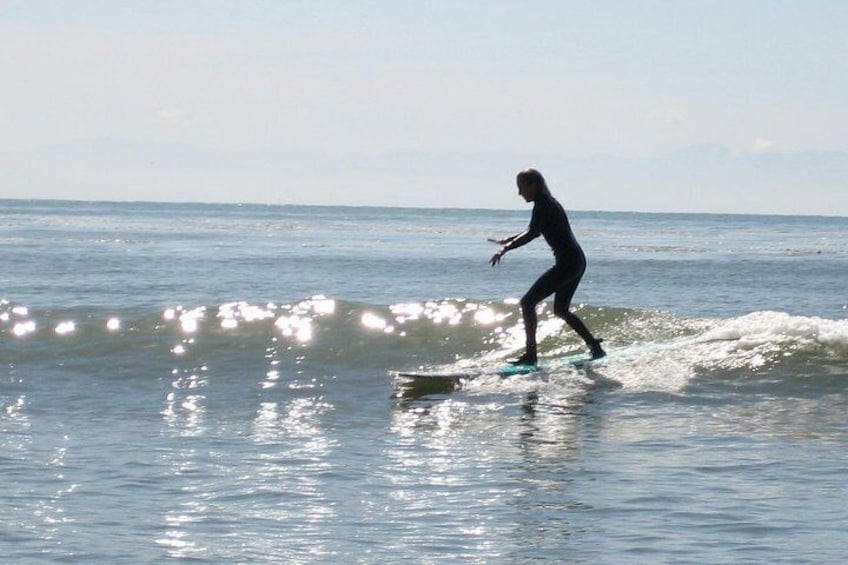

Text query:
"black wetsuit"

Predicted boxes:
[[504, 191, 596, 346]]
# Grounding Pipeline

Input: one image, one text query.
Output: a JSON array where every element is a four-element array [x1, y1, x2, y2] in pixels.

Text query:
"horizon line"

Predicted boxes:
[[2, 196, 845, 220]]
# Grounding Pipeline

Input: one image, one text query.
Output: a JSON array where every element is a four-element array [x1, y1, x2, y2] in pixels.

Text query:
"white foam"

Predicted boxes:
[[459, 311, 848, 396], [603, 311, 848, 392], [703, 310, 848, 350]]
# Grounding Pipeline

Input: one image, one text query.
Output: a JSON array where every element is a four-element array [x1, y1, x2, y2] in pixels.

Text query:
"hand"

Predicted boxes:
[[490, 247, 506, 266]]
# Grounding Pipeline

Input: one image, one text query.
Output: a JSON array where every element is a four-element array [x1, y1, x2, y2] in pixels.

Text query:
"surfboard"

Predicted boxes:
[[394, 337, 711, 391], [394, 352, 604, 383]]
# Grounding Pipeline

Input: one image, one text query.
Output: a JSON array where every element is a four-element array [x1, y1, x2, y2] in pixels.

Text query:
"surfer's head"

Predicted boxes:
[[516, 168, 550, 202]]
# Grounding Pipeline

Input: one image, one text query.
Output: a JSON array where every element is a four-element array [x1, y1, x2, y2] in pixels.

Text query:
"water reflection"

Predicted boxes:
[[162, 333, 208, 437], [357, 299, 514, 340], [54, 321, 76, 335], [155, 446, 209, 560], [12, 320, 36, 337], [157, 392, 339, 560], [384, 374, 603, 561], [384, 397, 520, 558], [247, 397, 339, 558], [161, 392, 206, 436], [518, 389, 587, 458]]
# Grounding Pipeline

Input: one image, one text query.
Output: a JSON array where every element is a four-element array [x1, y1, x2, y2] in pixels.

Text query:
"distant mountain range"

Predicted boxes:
[[2, 139, 846, 216]]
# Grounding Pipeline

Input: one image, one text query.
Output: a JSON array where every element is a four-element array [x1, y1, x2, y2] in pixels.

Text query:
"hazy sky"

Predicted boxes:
[[2, 1, 847, 214]]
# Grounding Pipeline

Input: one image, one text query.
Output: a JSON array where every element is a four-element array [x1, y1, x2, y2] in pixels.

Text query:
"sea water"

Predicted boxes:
[[1, 199, 846, 563]]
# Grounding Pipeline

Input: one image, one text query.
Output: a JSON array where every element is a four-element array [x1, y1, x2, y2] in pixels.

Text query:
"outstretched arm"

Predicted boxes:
[[489, 229, 535, 266]]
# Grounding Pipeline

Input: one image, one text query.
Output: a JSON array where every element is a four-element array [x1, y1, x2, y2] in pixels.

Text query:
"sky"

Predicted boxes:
[[1, 0, 847, 215]]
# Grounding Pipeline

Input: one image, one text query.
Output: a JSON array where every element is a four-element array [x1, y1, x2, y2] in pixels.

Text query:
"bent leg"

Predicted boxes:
[[553, 284, 596, 343], [518, 267, 562, 362], [553, 268, 605, 357]]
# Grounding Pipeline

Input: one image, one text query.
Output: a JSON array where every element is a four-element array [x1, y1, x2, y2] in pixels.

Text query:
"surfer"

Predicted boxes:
[[490, 168, 605, 365]]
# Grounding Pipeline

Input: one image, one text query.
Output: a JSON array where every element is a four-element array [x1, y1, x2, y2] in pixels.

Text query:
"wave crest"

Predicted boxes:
[[3, 297, 846, 394]]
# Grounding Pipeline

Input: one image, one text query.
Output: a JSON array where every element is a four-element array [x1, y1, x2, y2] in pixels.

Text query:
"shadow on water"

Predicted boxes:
[[391, 376, 459, 403]]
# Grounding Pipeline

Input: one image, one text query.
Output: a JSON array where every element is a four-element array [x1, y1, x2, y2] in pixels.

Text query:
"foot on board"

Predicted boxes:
[[589, 339, 606, 360], [509, 351, 538, 367]]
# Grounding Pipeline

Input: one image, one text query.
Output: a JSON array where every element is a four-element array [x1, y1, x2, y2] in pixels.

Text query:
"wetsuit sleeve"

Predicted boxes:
[[504, 205, 543, 251]]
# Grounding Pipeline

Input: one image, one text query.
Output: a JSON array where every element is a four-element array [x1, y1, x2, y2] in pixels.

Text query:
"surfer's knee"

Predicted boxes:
[[555, 303, 572, 320], [520, 294, 538, 315]]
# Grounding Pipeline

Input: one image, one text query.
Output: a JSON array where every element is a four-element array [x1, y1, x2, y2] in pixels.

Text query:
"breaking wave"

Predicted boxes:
[[2, 297, 846, 398]]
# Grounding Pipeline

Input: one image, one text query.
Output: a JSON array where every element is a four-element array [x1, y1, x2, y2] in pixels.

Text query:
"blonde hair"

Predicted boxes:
[[516, 168, 551, 196]]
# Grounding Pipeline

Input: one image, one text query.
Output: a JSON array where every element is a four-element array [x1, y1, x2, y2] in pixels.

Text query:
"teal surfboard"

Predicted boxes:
[[394, 352, 604, 383]]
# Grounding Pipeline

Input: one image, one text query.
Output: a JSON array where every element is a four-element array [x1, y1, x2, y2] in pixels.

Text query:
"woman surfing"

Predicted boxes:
[[490, 168, 605, 365]]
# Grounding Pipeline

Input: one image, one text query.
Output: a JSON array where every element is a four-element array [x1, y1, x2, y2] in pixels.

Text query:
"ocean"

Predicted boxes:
[[1, 199, 846, 563]]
